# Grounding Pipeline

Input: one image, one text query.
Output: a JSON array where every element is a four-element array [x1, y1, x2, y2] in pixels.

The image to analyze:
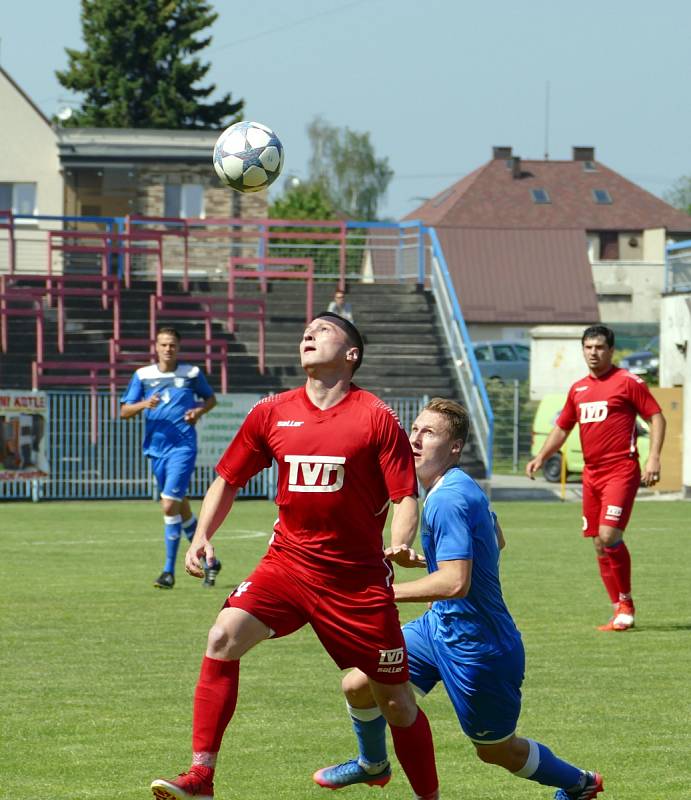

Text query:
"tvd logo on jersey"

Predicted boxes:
[[285, 455, 346, 493], [579, 400, 608, 424]]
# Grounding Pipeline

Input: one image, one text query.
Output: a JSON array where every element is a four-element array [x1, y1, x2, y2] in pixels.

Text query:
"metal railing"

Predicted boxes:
[[0, 392, 427, 501], [427, 228, 494, 474]]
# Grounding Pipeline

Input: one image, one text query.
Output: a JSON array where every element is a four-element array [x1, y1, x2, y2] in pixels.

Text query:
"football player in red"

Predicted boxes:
[[151, 312, 439, 800], [527, 324, 666, 631]]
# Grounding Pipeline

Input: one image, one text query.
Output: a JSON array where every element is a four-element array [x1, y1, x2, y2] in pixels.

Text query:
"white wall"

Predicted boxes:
[[0, 71, 62, 215], [659, 293, 691, 495], [529, 325, 586, 400], [592, 260, 666, 323]]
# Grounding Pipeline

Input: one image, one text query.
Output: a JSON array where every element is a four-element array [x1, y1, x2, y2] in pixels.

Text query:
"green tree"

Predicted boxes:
[[307, 116, 393, 220], [269, 181, 336, 221], [663, 175, 691, 215], [56, 0, 243, 129]]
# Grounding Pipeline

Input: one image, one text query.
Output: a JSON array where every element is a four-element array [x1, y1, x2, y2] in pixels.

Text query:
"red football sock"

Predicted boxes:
[[596, 555, 619, 604], [389, 708, 438, 798], [192, 656, 240, 757], [604, 541, 632, 598]]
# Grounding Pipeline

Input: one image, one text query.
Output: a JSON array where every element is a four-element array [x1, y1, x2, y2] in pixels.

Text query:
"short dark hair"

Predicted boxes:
[[424, 397, 470, 449], [581, 325, 614, 347], [313, 311, 364, 372], [156, 326, 181, 342]]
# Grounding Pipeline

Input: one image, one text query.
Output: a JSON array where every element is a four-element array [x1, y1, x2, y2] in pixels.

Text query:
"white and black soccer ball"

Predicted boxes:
[[213, 121, 284, 193]]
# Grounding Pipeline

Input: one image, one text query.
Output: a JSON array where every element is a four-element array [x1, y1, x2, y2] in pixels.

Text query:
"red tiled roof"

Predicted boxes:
[[437, 228, 599, 323], [405, 158, 691, 233]]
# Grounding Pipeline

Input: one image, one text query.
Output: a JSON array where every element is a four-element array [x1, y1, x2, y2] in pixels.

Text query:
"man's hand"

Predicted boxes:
[[385, 544, 426, 569], [525, 455, 543, 479], [184, 407, 203, 425], [641, 457, 661, 488], [185, 539, 215, 578], [142, 394, 161, 409]]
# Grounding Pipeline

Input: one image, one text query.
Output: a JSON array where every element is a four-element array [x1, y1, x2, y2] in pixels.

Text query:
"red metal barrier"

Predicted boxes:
[[227, 256, 314, 331], [0, 285, 45, 359]]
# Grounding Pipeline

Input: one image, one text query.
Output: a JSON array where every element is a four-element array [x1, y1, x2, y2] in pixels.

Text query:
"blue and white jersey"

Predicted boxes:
[[120, 363, 214, 458], [421, 467, 521, 661]]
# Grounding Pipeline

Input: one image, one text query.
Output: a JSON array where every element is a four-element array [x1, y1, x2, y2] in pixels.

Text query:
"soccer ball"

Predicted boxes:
[[213, 120, 284, 193]]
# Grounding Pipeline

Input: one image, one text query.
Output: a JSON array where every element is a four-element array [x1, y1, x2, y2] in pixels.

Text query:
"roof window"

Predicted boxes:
[[593, 189, 612, 204], [530, 188, 551, 204], [582, 161, 597, 172]]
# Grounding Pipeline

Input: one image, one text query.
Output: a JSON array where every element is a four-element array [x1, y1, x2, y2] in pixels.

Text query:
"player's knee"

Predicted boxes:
[[376, 691, 418, 727], [206, 622, 237, 658], [342, 669, 371, 704], [599, 527, 622, 547]]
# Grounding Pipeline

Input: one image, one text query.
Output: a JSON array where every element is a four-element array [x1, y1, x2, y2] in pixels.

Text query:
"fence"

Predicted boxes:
[[486, 380, 536, 473], [0, 391, 427, 501]]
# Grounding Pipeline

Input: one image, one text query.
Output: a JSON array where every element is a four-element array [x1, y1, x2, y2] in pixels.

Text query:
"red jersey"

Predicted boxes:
[[216, 385, 417, 579], [556, 366, 661, 467]]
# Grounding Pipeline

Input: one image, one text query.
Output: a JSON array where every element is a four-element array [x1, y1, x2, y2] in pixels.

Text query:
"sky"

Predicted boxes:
[[2, 0, 689, 219]]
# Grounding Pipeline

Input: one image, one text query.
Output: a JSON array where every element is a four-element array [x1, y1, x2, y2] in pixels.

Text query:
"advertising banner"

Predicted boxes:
[[0, 391, 50, 481]]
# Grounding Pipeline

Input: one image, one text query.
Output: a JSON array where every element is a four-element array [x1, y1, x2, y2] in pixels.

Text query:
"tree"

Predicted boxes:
[[663, 176, 691, 215], [269, 181, 336, 221], [307, 117, 393, 221], [56, 0, 243, 129]]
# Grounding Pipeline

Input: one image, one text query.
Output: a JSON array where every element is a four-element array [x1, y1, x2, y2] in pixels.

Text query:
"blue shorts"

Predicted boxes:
[[403, 613, 525, 744], [150, 450, 197, 502]]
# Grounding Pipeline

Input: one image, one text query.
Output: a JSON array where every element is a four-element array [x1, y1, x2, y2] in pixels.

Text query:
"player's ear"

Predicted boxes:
[[451, 438, 463, 456], [345, 347, 359, 363]]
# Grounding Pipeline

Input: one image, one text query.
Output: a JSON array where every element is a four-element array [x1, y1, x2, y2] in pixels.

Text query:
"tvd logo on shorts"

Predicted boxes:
[[377, 647, 405, 674], [285, 455, 346, 493]]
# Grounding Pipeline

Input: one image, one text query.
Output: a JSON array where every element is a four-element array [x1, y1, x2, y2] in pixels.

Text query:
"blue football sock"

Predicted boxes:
[[182, 515, 197, 541], [514, 739, 583, 789], [348, 703, 388, 769], [163, 514, 183, 573]]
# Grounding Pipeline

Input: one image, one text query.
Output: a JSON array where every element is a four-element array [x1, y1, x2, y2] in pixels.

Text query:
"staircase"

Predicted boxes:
[[0, 278, 485, 476]]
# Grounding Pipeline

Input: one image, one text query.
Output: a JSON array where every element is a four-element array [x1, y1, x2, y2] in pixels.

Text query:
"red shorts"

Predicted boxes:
[[581, 458, 641, 537], [223, 550, 409, 684]]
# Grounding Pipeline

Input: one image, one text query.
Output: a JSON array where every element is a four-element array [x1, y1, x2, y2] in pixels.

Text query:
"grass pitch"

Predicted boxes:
[[2, 498, 690, 800]]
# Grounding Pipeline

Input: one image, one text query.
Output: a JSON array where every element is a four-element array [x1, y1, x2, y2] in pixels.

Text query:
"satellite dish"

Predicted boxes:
[[57, 107, 73, 121]]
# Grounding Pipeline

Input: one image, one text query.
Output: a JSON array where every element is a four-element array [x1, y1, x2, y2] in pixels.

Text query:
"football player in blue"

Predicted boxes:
[[313, 398, 603, 800], [121, 327, 219, 590]]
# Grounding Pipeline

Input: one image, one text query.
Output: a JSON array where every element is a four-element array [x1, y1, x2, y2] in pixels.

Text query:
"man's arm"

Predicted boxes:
[[184, 394, 217, 425], [185, 475, 238, 577], [387, 495, 426, 568], [394, 559, 471, 602], [641, 411, 666, 487], [525, 425, 569, 479], [120, 395, 160, 419]]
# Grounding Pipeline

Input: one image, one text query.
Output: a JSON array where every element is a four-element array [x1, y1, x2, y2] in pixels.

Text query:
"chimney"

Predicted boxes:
[[493, 146, 512, 160], [511, 156, 522, 179], [572, 146, 595, 162]]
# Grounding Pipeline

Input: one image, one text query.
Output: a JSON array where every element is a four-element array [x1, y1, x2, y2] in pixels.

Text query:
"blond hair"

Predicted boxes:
[[424, 397, 470, 446]]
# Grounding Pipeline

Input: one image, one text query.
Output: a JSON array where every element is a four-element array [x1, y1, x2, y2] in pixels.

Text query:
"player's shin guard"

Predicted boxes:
[[164, 514, 183, 573], [348, 703, 388, 768], [514, 739, 583, 789], [192, 656, 240, 764], [604, 540, 632, 598], [389, 708, 438, 798], [596, 555, 619, 604]]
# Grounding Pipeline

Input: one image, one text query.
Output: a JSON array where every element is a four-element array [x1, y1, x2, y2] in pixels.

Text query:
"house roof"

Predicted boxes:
[[405, 153, 691, 234], [57, 127, 219, 165], [437, 227, 599, 323]]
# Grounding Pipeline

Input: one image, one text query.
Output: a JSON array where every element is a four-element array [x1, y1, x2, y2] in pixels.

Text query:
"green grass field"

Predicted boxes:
[[2, 498, 690, 800]]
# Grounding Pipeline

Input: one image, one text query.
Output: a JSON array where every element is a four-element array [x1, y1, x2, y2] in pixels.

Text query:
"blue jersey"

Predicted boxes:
[[120, 363, 214, 458], [421, 467, 521, 661]]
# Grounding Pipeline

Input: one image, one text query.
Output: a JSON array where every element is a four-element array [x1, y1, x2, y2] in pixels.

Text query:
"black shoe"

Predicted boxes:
[[153, 571, 174, 589], [202, 559, 222, 588]]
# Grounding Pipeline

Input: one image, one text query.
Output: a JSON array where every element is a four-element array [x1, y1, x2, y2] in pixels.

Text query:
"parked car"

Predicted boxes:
[[530, 394, 650, 482], [618, 336, 659, 379], [472, 340, 530, 382]]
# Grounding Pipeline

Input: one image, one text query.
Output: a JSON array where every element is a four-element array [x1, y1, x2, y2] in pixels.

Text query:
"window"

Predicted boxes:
[[164, 183, 204, 218], [474, 345, 491, 362], [492, 344, 516, 362], [582, 161, 597, 172], [515, 344, 530, 361], [593, 189, 612, 204], [0, 182, 37, 215], [530, 188, 551, 204]]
